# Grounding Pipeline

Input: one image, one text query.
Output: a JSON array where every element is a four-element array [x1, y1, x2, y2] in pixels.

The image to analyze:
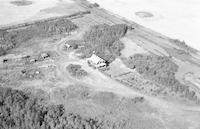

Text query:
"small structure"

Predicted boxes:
[[35, 71, 40, 74], [3, 59, 8, 63], [87, 54, 107, 68], [128, 25, 135, 30], [29, 58, 37, 63], [65, 43, 72, 49], [40, 52, 49, 59], [20, 69, 42, 79], [64, 41, 78, 50]]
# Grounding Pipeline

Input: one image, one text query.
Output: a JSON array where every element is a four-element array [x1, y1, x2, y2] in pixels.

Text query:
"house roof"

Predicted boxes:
[[89, 54, 105, 64]]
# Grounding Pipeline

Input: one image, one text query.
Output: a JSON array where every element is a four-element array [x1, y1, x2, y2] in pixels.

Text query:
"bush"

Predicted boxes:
[[66, 64, 88, 78], [89, 3, 100, 8], [10, 0, 33, 6], [125, 54, 178, 82]]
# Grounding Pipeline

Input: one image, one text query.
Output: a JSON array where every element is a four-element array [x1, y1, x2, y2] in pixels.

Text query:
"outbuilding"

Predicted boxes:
[[65, 43, 72, 49], [64, 40, 79, 49], [40, 52, 49, 59], [29, 58, 37, 63]]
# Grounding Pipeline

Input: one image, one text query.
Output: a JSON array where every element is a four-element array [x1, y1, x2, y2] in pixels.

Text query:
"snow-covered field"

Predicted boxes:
[[0, 0, 199, 51], [0, 0, 73, 26], [88, 0, 200, 51]]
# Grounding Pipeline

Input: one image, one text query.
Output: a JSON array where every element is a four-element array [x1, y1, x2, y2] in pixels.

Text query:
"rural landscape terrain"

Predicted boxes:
[[0, 0, 200, 129]]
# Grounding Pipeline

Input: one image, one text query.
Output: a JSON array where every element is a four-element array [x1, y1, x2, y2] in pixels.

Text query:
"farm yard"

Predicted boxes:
[[0, 0, 200, 129]]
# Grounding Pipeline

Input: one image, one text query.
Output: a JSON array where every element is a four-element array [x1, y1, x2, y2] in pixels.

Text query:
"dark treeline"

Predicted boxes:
[[0, 19, 77, 56], [79, 24, 128, 62], [169, 39, 197, 53], [0, 87, 106, 129], [124, 54, 198, 101]]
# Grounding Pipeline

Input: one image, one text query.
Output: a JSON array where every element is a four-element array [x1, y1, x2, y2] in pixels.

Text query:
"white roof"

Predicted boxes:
[[88, 54, 105, 64], [65, 43, 71, 46], [41, 53, 48, 57]]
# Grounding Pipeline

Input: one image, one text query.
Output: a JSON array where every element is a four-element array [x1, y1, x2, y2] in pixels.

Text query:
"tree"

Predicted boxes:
[[123, 54, 199, 101], [0, 86, 107, 129], [79, 24, 127, 62], [0, 19, 78, 56]]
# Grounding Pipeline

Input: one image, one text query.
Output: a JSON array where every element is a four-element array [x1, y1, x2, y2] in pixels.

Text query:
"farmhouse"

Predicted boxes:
[[87, 54, 107, 68], [65, 43, 72, 49], [40, 52, 49, 59]]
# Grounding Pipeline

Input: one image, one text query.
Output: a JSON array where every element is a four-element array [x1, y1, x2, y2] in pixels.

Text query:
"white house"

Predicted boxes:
[[87, 54, 107, 68], [40, 52, 49, 59], [64, 43, 72, 49]]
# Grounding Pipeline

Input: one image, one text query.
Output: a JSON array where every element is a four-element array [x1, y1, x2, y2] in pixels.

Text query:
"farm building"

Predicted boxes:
[[65, 43, 72, 49], [64, 40, 79, 49], [87, 54, 107, 68], [40, 52, 49, 59]]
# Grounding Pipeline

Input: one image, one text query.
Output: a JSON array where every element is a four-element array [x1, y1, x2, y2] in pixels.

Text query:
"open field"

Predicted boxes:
[[88, 0, 200, 51], [0, 0, 60, 26], [0, 0, 200, 129]]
